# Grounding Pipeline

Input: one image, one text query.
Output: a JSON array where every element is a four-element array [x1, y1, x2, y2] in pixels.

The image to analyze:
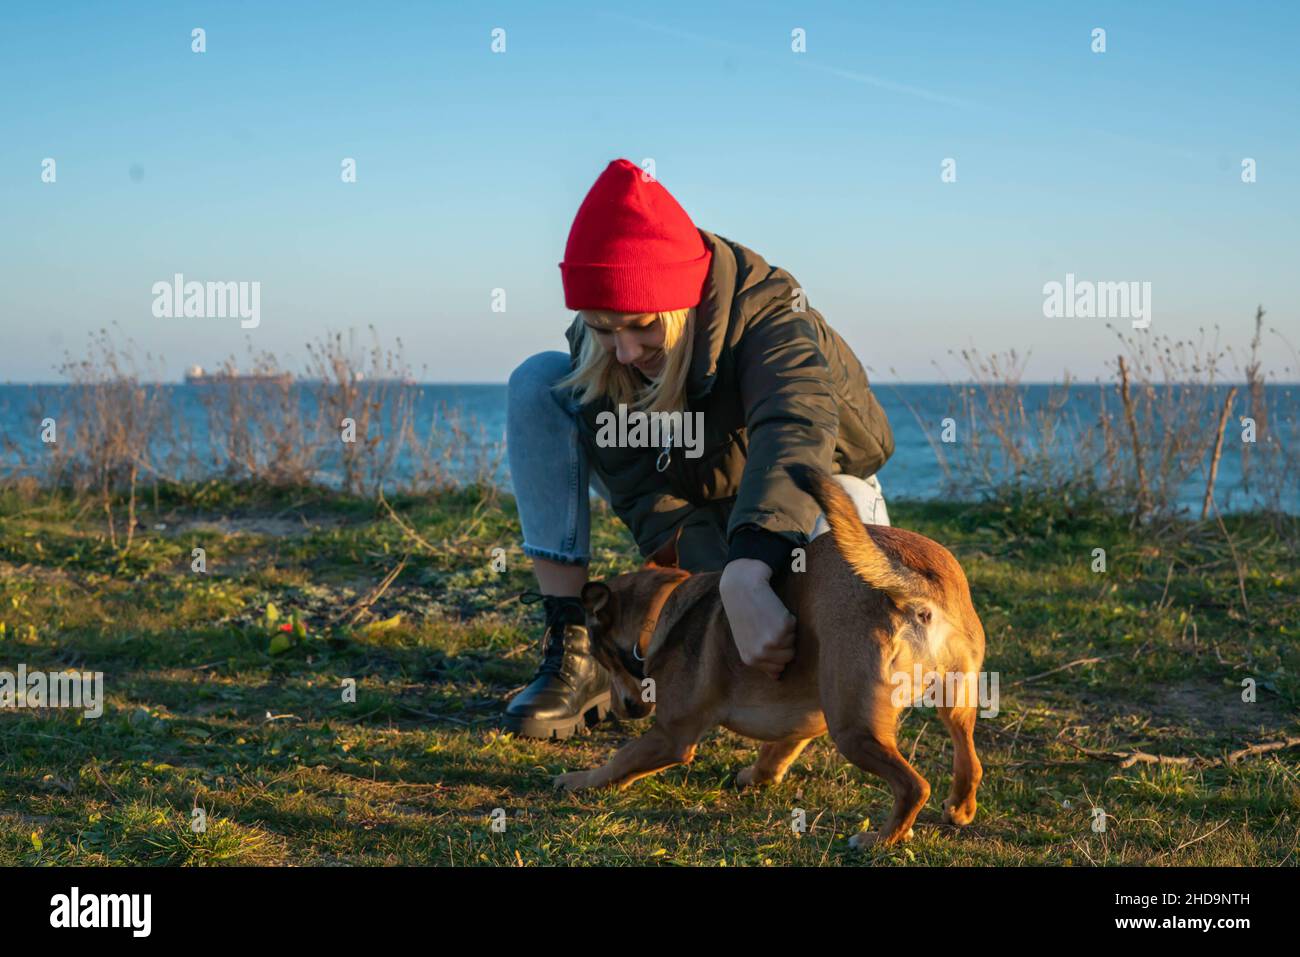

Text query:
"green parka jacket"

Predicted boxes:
[[560, 230, 893, 574]]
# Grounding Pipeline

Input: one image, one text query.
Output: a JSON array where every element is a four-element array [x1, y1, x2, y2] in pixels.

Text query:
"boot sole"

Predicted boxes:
[[502, 692, 612, 740]]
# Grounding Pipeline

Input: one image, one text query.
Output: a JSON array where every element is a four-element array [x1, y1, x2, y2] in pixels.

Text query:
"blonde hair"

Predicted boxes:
[[557, 307, 694, 414]]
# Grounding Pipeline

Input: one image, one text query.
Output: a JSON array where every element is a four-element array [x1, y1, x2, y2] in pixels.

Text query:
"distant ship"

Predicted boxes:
[[184, 365, 293, 386]]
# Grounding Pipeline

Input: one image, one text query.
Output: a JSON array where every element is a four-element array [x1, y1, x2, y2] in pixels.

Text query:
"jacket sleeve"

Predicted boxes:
[[724, 306, 839, 574]]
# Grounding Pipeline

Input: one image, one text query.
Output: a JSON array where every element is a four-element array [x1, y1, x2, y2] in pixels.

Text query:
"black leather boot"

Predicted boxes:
[[502, 594, 611, 740]]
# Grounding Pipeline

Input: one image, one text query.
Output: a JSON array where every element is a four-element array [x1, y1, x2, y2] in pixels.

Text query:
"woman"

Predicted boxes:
[[504, 158, 894, 739]]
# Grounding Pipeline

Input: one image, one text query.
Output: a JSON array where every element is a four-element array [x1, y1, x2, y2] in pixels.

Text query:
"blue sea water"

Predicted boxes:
[[0, 383, 1294, 514]]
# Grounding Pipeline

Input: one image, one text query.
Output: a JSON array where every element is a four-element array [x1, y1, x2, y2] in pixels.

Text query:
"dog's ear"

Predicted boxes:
[[646, 526, 683, 569], [580, 581, 614, 626]]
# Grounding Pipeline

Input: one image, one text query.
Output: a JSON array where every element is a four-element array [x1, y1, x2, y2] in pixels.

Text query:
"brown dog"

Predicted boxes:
[[553, 465, 987, 848]]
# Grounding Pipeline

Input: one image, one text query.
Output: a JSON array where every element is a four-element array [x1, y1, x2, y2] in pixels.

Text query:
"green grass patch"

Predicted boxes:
[[1, 481, 1296, 865]]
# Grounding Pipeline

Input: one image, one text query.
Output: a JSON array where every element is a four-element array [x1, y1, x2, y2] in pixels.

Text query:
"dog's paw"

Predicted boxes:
[[848, 826, 914, 850], [735, 766, 773, 789], [942, 797, 977, 827], [552, 770, 591, 792]]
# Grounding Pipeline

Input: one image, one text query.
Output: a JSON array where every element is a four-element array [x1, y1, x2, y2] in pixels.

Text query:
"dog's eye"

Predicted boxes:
[[916, 608, 932, 625]]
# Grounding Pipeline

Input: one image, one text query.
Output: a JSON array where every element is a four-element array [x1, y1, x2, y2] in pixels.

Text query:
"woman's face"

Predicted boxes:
[[581, 311, 667, 377]]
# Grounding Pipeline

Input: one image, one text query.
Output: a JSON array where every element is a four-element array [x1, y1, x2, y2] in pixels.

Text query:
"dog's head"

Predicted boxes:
[[580, 567, 691, 719]]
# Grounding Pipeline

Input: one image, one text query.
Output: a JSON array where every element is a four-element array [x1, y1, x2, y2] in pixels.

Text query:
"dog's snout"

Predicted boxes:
[[623, 695, 653, 718]]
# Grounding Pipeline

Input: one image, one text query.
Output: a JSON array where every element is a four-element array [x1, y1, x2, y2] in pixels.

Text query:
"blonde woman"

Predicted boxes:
[[504, 159, 894, 739]]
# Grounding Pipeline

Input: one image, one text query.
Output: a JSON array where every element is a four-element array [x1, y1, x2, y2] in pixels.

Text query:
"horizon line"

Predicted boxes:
[[3, 378, 1297, 388]]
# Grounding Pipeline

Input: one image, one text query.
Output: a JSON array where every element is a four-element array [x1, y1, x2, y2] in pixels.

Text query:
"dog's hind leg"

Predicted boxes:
[[937, 705, 981, 826], [553, 724, 698, 793], [736, 734, 818, 789], [827, 689, 930, 848], [833, 727, 930, 848]]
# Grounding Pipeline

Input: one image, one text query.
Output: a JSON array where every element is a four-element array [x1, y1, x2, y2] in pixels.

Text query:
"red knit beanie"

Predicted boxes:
[[560, 159, 713, 312]]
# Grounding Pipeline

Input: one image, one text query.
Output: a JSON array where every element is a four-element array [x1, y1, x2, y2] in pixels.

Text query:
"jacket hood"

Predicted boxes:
[[687, 231, 776, 401]]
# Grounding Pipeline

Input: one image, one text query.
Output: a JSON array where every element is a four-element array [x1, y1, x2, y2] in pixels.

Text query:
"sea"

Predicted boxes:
[[0, 383, 1294, 514]]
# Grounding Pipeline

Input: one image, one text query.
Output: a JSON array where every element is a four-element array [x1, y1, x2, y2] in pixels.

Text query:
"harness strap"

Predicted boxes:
[[633, 574, 689, 666]]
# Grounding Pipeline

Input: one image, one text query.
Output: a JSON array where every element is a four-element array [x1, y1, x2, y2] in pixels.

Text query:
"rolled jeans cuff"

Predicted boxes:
[[520, 543, 589, 567]]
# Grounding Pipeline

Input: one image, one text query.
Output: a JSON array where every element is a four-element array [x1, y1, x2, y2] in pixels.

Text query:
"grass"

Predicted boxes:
[[0, 481, 1297, 866]]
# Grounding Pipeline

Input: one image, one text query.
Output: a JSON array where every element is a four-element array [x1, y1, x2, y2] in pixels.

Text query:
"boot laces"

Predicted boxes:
[[520, 591, 579, 680]]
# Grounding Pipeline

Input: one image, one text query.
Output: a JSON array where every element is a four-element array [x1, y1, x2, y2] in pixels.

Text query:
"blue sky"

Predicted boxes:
[[2, 1, 1296, 382]]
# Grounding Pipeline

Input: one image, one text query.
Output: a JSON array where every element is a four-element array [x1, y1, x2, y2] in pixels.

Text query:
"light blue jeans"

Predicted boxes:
[[506, 351, 889, 567]]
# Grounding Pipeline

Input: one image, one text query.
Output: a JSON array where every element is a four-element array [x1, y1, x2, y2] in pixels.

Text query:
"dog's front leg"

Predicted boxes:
[[554, 725, 697, 793]]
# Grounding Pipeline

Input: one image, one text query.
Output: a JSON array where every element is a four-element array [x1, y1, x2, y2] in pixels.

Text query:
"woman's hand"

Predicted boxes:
[[719, 559, 796, 678]]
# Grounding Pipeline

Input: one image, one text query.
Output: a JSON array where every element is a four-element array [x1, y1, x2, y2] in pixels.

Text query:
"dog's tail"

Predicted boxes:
[[786, 464, 926, 603]]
